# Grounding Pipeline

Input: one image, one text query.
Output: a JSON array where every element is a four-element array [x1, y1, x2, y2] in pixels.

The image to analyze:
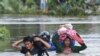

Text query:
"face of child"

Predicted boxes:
[[64, 38, 70, 47], [24, 41, 33, 50]]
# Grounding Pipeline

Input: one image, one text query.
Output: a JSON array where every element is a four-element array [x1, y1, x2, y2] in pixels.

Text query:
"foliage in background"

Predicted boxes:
[[0, 0, 38, 14], [48, 0, 86, 16], [0, 26, 10, 51], [0, 0, 99, 16]]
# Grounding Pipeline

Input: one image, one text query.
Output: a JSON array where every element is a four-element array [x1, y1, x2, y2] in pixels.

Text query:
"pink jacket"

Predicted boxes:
[[66, 30, 84, 44]]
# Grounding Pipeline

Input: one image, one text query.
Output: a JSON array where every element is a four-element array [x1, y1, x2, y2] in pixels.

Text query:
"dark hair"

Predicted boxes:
[[23, 36, 33, 43], [63, 34, 72, 47], [64, 37, 71, 42], [63, 33, 71, 41], [22, 35, 49, 56]]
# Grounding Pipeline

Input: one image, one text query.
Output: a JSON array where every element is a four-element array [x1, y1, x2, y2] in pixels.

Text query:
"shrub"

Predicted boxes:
[[0, 26, 10, 51]]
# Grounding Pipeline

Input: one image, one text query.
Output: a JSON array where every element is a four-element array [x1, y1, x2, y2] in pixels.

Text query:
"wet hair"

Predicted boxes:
[[63, 33, 71, 41], [23, 36, 33, 43], [64, 37, 71, 42], [63, 33, 75, 48]]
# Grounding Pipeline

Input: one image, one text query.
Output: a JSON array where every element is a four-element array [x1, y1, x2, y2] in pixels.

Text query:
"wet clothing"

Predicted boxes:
[[20, 46, 39, 55], [48, 41, 56, 51], [66, 30, 84, 44], [52, 32, 63, 53], [20, 46, 47, 56], [52, 32, 75, 53], [71, 43, 87, 53], [52, 33, 87, 53]]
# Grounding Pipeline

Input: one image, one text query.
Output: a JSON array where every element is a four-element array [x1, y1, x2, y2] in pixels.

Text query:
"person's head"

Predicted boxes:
[[39, 31, 50, 42], [23, 36, 33, 50], [64, 37, 71, 47], [64, 23, 73, 30]]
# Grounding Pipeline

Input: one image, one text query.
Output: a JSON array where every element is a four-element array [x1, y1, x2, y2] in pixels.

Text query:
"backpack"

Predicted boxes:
[[39, 31, 50, 42], [38, 31, 51, 56], [32, 35, 49, 56]]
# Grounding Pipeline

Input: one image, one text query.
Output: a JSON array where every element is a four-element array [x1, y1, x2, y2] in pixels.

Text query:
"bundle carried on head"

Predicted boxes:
[[64, 23, 73, 30], [57, 27, 68, 41]]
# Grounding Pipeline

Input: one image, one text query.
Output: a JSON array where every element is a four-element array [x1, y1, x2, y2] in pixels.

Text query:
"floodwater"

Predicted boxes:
[[0, 37, 100, 56], [0, 15, 100, 56]]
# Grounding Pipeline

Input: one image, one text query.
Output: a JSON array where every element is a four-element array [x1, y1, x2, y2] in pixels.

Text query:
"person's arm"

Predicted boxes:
[[34, 37, 51, 49], [73, 42, 87, 53], [68, 31, 84, 44], [48, 42, 56, 51], [74, 33, 87, 52], [76, 33, 84, 44], [12, 39, 23, 50], [40, 38, 51, 49], [52, 32, 63, 53]]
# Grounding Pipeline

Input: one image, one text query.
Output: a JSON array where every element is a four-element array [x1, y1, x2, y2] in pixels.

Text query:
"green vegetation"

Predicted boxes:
[[48, 0, 86, 16], [0, 0, 38, 14], [0, 0, 99, 16], [0, 26, 10, 51]]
